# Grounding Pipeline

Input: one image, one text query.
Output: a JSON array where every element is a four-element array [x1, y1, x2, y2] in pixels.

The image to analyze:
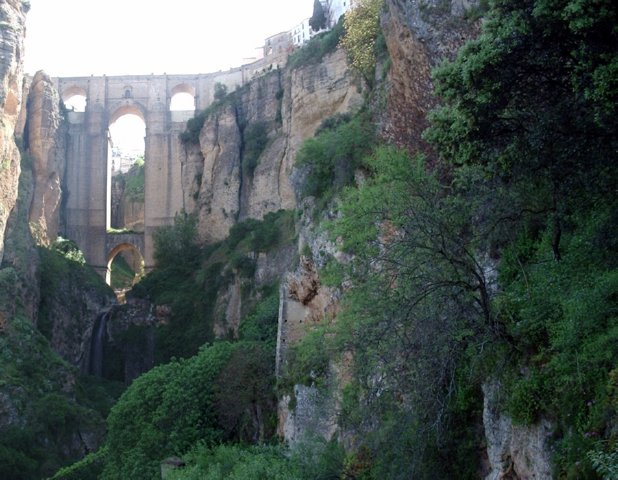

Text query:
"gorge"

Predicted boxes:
[[0, 0, 617, 479]]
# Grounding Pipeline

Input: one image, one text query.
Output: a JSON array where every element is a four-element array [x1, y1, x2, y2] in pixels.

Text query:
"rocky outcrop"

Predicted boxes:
[[26, 71, 66, 245], [105, 298, 156, 383], [38, 252, 115, 370], [380, 0, 479, 152], [184, 49, 363, 243], [110, 168, 145, 232], [0, 0, 28, 264], [483, 381, 553, 480], [192, 100, 245, 243]]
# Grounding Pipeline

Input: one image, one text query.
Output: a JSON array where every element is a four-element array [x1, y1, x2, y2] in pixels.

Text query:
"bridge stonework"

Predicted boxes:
[[54, 70, 246, 274]]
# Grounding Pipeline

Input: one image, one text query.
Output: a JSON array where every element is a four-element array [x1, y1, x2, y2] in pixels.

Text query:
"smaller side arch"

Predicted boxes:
[[105, 242, 145, 287], [62, 85, 88, 112], [170, 82, 196, 98], [169, 83, 196, 113]]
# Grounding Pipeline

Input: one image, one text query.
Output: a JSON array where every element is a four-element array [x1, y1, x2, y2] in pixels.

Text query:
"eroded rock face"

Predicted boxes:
[[194, 101, 244, 243], [483, 381, 553, 480], [26, 71, 66, 245], [380, 0, 479, 153], [184, 49, 363, 244], [39, 263, 115, 370], [0, 0, 28, 264]]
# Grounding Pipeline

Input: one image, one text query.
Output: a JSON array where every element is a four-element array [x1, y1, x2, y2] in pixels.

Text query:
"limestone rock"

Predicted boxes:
[[380, 0, 478, 152], [40, 263, 115, 370], [186, 48, 363, 243], [483, 381, 553, 480], [26, 70, 66, 245], [106, 299, 156, 383], [196, 102, 243, 243], [0, 0, 28, 264], [278, 385, 338, 446]]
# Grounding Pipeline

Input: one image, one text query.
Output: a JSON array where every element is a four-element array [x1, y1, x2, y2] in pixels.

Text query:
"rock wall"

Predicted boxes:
[[183, 48, 363, 243], [26, 71, 66, 245], [111, 173, 145, 232], [38, 261, 115, 370], [0, 0, 28, 264], [483, 382, 553, 480], [380, 0, 478, 153]]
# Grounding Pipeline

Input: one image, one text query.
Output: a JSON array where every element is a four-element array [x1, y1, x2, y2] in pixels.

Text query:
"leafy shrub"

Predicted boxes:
[[101, 342, 237, 479], [167, 444, 302, 480], [50, 448, 106, 480], [498, 205, 618, 475], [227, 210, 295, 254], [239, 290, 280, 344], [296, 112, 375, 201], [340, 0, 385, 82], [214, 82, 228, 102], [281, 325, 331, 392], [50, 237, 86, 265], [287, 18, 344, 70], [123, 159, 145, 202]]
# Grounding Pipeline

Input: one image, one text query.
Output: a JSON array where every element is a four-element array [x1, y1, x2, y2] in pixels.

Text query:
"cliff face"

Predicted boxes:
[[182, 48, 363, 243], [0, 0, 27, 264], [380, 0, 478, 153], [26, 71, 66, 245]]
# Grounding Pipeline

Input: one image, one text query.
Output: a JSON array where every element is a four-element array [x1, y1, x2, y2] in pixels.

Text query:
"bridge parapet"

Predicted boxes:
[[106, 232, 145, 258]]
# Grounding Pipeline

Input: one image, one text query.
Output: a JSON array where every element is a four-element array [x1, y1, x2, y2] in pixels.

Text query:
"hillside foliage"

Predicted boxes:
[[35, 0, 618, 477]]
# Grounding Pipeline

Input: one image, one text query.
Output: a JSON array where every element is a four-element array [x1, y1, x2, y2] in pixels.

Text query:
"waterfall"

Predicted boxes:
[[89, 310, 110, 376]]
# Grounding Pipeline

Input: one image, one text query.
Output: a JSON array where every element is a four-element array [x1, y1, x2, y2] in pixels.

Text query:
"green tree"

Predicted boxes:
[[425, 0, 618, 258], [424, 0, 618, 474], [153, 212, 200, 272], [214, 82, 228, 102], [309, 0, 327, 31], [101, 342, 238, 479], [340, 0, 384, 82], [327, 147, 490, 478]]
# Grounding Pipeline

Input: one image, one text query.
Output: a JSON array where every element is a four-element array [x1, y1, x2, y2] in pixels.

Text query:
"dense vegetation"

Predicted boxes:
[[132, 209, 294, 363], [0, 240, 120, 480], [9, 0, 617, 477], [286, 17, 345, 70], [286, 0, 617, 477], [52, 206, 294, 478]]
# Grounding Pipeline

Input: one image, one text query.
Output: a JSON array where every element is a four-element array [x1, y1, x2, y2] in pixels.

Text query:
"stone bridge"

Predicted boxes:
[[55, 70, 248, 279], [104, 232, 145, 284]]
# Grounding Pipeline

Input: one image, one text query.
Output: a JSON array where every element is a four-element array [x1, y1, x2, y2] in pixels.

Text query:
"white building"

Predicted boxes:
[[289, 0, 358, 48], [291, 18, 313, 47], [328, 0, 357, 26]]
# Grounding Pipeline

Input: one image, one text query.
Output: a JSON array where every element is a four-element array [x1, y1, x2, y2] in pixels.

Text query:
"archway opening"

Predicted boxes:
[[170, 84, 196, 122], [62, 86, 88, 112], [170, 92, 195, 111], [107, 107, 146, 232], [106, 243, 145, 298]]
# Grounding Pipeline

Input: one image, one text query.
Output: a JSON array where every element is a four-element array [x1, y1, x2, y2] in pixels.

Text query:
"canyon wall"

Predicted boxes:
[[0, 0, 28, 265], [26, 70, 66, 246], [182, 48, 363, 243]]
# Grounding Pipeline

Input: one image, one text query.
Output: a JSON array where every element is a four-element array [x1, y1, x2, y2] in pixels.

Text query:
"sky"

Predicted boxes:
[[24, 0, 311, 77]]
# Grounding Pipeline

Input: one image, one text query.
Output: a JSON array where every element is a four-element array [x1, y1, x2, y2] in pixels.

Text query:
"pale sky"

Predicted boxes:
[[24, 0, 311, 77]]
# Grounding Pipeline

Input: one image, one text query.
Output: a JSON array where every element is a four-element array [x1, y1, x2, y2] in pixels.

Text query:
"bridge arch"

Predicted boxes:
[[105, 242, 145, 287], [109, 102, 146, 124], [62, 85, 88, 112], [170, 83, 196, 112]]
